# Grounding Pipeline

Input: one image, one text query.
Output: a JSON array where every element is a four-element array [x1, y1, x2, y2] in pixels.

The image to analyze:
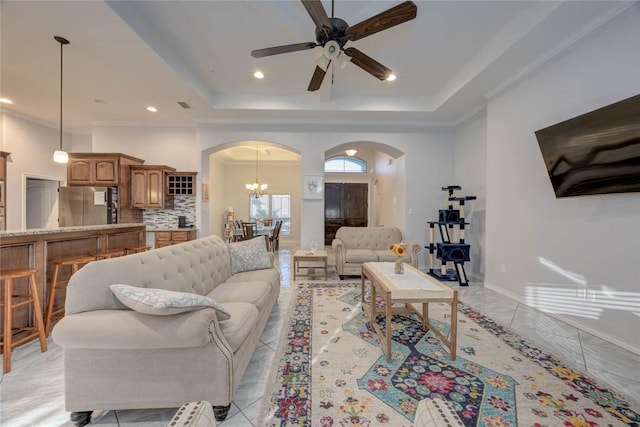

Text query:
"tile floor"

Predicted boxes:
[[1, 244, 639, 426]]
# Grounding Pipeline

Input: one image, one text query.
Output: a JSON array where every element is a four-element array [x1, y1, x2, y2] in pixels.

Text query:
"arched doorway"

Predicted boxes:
[[323, 142, 405, 245], [205, 141, 301, 243]]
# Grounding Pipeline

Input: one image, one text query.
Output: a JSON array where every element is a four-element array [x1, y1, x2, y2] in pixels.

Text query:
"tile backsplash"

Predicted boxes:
[[142, 196, 196, 229]]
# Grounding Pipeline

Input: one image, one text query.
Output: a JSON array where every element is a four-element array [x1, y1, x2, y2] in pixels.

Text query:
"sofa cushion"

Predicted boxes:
[[110, 284, 230, 320], [51, 309, 219, 349], [228, 237, 271, 274], [209, 281, 271, 312], [218, 302, 259, 352], [225, 268, 280, 294], [345, 249, 379, 264]]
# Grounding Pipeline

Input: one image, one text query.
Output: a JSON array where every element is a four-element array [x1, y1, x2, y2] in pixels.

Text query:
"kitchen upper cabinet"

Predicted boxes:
[[68, 158, 117, 185], [131, 165, 176, 209], [167, 172, 197, 196], [67, 153, 144, 186]]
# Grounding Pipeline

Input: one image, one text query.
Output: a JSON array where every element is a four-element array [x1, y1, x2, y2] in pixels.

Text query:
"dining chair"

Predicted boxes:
[[268, 220, 282, 251], [234, 220, 244, 241], [242, 222, 257, 240]]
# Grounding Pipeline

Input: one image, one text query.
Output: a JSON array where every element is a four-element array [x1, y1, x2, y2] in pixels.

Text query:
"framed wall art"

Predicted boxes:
[[303, 175, 323, 199]]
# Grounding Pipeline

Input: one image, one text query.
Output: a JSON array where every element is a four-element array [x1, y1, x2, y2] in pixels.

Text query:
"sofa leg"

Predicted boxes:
[[339, 275, 345, 280], [70, 411, 92, 427], [213, 404, 231, 422]]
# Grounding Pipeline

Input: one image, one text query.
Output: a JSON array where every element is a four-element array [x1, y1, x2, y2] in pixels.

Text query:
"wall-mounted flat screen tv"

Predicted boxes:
[[535, 94, 640, 198]]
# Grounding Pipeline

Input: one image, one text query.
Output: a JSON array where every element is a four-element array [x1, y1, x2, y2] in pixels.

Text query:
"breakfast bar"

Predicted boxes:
[[0, 224, 146, 342]]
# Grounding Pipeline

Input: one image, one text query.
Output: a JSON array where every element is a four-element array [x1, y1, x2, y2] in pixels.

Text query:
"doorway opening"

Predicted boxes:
[[324, 182, 368, 245], [25, 177, 61, 229]]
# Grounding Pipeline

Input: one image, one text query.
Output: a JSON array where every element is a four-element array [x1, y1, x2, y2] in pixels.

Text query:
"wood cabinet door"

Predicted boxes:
[[146, 170, 164, 208], [68, 160, 92, 184], [130, 169, 147, 208], [94, 159, 118, 184]]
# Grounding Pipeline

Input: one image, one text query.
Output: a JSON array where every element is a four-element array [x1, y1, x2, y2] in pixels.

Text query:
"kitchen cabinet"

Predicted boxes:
[[68, 158, 118, 185], [154, 230, 196, 248], [66, 153, 145, 224], [131, 165, 176, 209], [67, 153, 144, 186], [167, 172, 197, 196]]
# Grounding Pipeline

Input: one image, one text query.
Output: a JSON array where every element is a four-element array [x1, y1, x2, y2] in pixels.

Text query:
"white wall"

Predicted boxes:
[[197, 124, 454, 256], [2, 113, 67, 230], [91, 125, 197, 171], [374, 151, 404, 230], [454, 111, 487, 280], [208, 155, 226, 240], [485, 6, 640, 353]]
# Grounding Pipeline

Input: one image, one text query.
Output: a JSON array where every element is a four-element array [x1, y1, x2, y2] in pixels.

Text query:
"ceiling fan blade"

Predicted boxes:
[[307, 64, 329, 91], [251, 42, 317, 58], [301, 0, 333, 32], [343, 47, 391, 80], [346, 1, 417, 41]]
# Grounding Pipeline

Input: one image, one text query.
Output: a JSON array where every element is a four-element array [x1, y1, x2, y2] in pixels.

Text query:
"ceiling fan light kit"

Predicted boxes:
[[251, 0, 417, 91]]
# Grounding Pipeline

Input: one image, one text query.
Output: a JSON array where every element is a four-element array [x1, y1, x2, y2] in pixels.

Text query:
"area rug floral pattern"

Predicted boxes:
[[260, 282, 640, 426]]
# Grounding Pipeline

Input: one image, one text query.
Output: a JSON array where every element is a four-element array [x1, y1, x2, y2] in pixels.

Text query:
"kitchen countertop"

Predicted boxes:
[[146, 228, 197, 232], [0, 223, 146, 238]]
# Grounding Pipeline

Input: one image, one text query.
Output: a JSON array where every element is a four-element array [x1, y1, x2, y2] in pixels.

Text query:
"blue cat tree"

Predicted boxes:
[[426, 186, 476, 286]]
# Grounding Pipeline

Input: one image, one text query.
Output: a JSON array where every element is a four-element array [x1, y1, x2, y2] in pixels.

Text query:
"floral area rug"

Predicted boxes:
[[259, 282, 640, 426]]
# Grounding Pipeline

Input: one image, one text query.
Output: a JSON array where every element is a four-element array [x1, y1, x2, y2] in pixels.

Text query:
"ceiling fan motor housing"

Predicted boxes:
[[315, 17, 349, 48]]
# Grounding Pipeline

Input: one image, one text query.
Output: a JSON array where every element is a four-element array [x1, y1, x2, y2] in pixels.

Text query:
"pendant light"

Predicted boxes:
[[53, 36, 70, 164], [245, 144, 268, 198]]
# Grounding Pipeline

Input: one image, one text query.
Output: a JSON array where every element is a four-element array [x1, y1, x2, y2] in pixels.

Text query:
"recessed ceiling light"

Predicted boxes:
[[0, 97, 13, 104], [254, 71, 264, 79], [386, 74, 397, 82], [146, 106, 158, 112]]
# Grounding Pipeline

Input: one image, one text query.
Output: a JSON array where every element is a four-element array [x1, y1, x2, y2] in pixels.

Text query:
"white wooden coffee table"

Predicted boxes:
[[361, 262, 458, 361], [293, 250, 328, 280]]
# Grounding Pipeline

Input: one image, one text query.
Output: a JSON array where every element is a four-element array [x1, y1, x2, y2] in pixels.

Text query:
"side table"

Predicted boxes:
[[293, 250, 328, 280]]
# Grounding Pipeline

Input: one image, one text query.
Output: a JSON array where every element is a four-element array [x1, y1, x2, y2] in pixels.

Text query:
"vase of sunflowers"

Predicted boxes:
[[388, 242, 406, 274]]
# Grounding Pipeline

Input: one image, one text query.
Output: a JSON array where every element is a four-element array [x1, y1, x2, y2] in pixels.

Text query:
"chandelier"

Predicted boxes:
[[245, 144, 268, 198]]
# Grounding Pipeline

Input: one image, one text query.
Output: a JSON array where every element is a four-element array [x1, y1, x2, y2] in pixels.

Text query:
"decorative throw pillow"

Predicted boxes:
[[228, 236, 272, 274], [109, 284, 231, 320]]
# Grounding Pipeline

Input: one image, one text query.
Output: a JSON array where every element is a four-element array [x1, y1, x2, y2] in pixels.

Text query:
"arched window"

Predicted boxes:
[[324, 156, 366, 173]]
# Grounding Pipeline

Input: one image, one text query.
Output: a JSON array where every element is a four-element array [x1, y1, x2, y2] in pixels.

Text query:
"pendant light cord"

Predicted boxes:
[[59, 39, 63, 151], [54, 36, 69, 152]]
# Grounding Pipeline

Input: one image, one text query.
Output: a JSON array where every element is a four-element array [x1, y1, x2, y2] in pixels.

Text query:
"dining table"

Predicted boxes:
[[232, 224, 275, 249]]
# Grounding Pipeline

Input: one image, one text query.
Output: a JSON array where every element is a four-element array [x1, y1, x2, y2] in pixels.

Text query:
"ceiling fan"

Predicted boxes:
[[251, 0, 417, 91]]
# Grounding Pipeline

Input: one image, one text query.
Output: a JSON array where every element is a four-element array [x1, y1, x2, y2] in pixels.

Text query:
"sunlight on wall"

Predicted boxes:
[[526, 258, 640, 320], [538, 257, 586, 286]]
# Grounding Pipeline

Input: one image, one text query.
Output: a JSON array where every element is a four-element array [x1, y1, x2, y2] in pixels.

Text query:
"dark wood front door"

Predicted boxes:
[[324, 183, 368, 245]]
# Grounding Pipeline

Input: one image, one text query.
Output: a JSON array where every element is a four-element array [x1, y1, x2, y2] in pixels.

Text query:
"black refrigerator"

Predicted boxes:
[[59, 186, 118, 226]]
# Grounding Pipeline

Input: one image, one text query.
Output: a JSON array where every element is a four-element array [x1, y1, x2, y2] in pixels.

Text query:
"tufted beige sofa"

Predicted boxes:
[[51, 235, 279, 426], [332, 226, 420, 279]]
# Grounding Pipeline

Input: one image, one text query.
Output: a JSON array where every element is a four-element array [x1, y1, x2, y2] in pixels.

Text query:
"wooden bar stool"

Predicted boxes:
[[0, 268, 48, 373], [45, 255, 96, 335], [124, 246, 152, 255], [90, 249, 125, 260]]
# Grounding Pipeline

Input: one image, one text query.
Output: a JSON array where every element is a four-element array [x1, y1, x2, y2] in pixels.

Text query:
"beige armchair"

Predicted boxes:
[[331, 226, 420, 279]]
